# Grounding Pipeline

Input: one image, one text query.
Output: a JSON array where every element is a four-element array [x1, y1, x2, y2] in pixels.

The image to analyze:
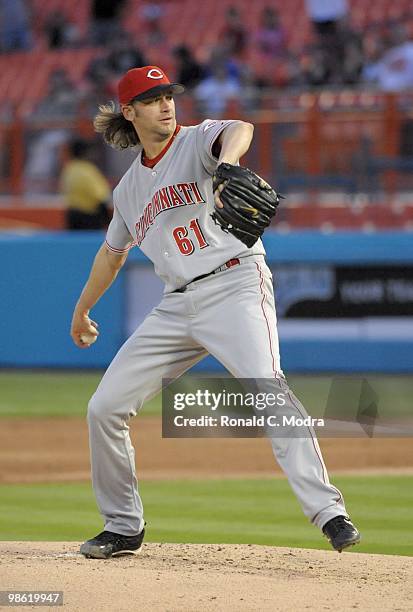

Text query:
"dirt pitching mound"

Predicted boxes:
[[1, 542, 412, 611]]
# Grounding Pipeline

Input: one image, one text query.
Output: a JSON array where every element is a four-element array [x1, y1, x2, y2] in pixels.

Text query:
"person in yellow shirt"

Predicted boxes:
[[61, 138, 112, 229]]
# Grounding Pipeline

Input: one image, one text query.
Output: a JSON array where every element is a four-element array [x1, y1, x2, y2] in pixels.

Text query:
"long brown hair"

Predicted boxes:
[[93, 102, 140, 149]]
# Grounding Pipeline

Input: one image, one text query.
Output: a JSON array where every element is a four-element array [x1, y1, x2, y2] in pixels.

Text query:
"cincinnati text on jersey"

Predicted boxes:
[[135, 182, 205, 246]]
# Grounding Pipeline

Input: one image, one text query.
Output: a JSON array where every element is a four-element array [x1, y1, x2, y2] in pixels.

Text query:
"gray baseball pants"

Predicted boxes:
[[87, 255, 347, 535]]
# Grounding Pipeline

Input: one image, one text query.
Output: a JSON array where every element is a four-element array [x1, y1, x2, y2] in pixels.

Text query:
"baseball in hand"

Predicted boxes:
[[80, 332, 98, 345]]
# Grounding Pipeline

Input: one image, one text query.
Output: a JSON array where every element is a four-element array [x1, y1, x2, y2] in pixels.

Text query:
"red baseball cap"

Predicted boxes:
[[118, 66, 185, 105]]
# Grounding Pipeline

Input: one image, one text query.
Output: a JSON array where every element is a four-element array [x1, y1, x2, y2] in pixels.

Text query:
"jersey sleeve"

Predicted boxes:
[[105, 200, 134, 254], [195, 119, 240, 175]]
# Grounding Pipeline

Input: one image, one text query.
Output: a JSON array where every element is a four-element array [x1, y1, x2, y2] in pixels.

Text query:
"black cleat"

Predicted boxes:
[[80, 527, 145, 559], [323, 516, 361, 553]]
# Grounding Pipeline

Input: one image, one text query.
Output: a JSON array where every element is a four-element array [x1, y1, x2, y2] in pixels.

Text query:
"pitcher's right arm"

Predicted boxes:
[[71, 243, 128, 348]]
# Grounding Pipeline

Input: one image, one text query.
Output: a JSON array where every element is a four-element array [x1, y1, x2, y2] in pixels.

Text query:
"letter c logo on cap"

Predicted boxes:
[[147, 69, 163, 79]]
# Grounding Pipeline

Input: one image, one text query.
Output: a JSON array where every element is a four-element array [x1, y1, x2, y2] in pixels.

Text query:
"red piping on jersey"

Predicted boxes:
[[105, 239, 134, 253], [142, 125, 181, 168]]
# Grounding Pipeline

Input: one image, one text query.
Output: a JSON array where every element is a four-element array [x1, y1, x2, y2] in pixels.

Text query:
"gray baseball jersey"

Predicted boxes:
[[105, 119, 265, 291]]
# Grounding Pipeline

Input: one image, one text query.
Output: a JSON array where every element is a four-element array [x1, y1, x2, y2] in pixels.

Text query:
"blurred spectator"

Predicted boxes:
[[363, 26, 413, 91], [81, 68, 115, 117], [44, 11, 80, 49], [253, 7, 286, 58], [305, 0, 348, 40], [106, 34, 146, 76], [194, 64, 241, 116], [84, 34, 146, 110], [90, 0, 127, 45], [305, 0, 348, 84], [220, 6, 247, 57], [301, 45, 331, 86], [207, 45, 243, 81], [0, 0, 32, 53], [35, 69, 80, 117], [140, 1, 164, 23], [140, 1, 167, 46], [145, 18, 166, 46], [173, 45, 204, 89], [338, 17, 364, 85], [25, 70, 81, 187], [250, 7, 290, 90], [60, 139, 112, 230], [238, 69, 260, 111], [302, 3, 362, 86], [363, 27, 387, 69], [86, 54, 113, 89], [302, 29, 363, 88]]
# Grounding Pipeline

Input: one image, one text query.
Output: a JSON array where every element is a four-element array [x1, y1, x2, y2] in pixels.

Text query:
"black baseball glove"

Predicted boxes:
[[211, 163, 282, 248]]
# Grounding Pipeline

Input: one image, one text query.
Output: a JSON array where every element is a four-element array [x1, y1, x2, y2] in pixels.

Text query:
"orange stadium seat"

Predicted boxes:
[[2, 0, 412, 115], [31, 0, 91, 42], [0, 49, 100, 114]]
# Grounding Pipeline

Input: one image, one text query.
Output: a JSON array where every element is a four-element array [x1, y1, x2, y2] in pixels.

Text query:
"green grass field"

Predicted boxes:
[[0, 476, 411, 556], [0, 371, 411, 557], [0, 371, 412, 419], [0, 371, 159, 417]]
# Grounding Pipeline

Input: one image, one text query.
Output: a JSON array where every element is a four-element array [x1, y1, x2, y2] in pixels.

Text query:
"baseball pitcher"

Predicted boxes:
[[70, 66, 360, 559]]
